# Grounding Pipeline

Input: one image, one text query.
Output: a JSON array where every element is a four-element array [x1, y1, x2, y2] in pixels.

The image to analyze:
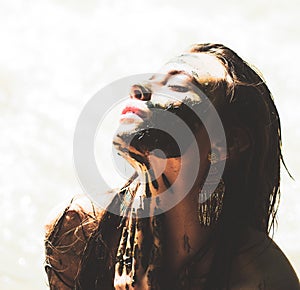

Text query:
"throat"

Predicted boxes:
[[113, 147, 212, 288], [142, 166, 212, 275]]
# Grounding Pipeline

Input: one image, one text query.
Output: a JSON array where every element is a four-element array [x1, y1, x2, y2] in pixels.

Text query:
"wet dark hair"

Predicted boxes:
[[189, 43, 286, 289], [190, 43, 284, 232]]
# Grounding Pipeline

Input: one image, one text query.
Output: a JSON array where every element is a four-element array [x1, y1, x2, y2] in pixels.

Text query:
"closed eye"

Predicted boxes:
[[168, 85, 189, 93]]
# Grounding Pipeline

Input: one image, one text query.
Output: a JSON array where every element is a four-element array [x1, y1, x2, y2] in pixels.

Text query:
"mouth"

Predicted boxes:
[[119, 102, 150, 124]]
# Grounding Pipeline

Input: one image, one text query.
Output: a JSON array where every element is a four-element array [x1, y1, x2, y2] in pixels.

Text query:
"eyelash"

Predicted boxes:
[[168, 85, 189, 93]]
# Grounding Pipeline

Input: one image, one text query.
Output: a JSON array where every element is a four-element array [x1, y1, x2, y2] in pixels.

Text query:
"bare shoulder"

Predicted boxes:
[[45, 195, 104, 242], [44, 195, 104, 289], [230, 229, 300, 290]]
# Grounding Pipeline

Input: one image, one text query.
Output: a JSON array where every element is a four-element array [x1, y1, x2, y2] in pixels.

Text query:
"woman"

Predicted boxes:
[[45, 43, 300, 289]]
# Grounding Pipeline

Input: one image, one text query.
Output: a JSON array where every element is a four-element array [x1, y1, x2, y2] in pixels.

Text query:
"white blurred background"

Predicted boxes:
[[0, 0, 299, 289]]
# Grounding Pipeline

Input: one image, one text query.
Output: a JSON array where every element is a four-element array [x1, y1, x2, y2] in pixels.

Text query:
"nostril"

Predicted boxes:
[[130, 85, 151, 101], [133, 89, 142, 99], [143, 91, 151, 101]]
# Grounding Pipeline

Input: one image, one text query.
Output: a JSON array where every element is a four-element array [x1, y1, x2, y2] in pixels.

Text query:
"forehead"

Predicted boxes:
[[157, 53, 226, 84]]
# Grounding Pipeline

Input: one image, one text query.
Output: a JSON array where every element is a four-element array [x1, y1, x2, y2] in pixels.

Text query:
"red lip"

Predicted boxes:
[[121, 106, 146, 118]]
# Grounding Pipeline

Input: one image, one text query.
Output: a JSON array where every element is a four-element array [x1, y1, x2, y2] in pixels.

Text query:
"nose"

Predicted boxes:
[[130, 85, 152, 101]]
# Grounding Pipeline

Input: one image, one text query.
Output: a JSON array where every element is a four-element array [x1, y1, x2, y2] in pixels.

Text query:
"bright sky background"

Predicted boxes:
[[0, 0, 299, 289]]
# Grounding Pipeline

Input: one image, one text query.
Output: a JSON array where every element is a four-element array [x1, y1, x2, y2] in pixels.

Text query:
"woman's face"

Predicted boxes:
[[114, 53, 226, 158]]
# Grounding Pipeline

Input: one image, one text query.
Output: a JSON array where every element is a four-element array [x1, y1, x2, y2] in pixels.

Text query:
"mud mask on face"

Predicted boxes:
[[117, 100, 209, 159]]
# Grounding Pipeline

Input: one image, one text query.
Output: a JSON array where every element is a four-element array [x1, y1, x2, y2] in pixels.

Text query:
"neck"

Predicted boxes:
[[128, 150, 213, 276]]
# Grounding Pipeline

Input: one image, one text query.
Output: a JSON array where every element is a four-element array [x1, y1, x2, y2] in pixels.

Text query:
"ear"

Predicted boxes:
[[210, 142, 228, 162], [227, 127, 251, 160], [211, 127, 251, 162]]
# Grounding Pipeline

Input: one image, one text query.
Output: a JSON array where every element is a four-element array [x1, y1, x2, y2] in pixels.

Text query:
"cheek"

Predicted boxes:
[[150, 88, 201, 109], [178, 135, 210, 190]]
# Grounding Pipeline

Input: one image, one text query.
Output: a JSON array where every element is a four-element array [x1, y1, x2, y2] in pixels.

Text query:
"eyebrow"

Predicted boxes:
[[168, 70, 193, 79], [168, 70, 185, 75], [167, 70, 202, 90], [167, 70, 214, 96]]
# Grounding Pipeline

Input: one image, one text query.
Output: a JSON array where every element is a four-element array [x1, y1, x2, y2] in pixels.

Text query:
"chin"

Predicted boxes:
[[113, 127, 183, 163]]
